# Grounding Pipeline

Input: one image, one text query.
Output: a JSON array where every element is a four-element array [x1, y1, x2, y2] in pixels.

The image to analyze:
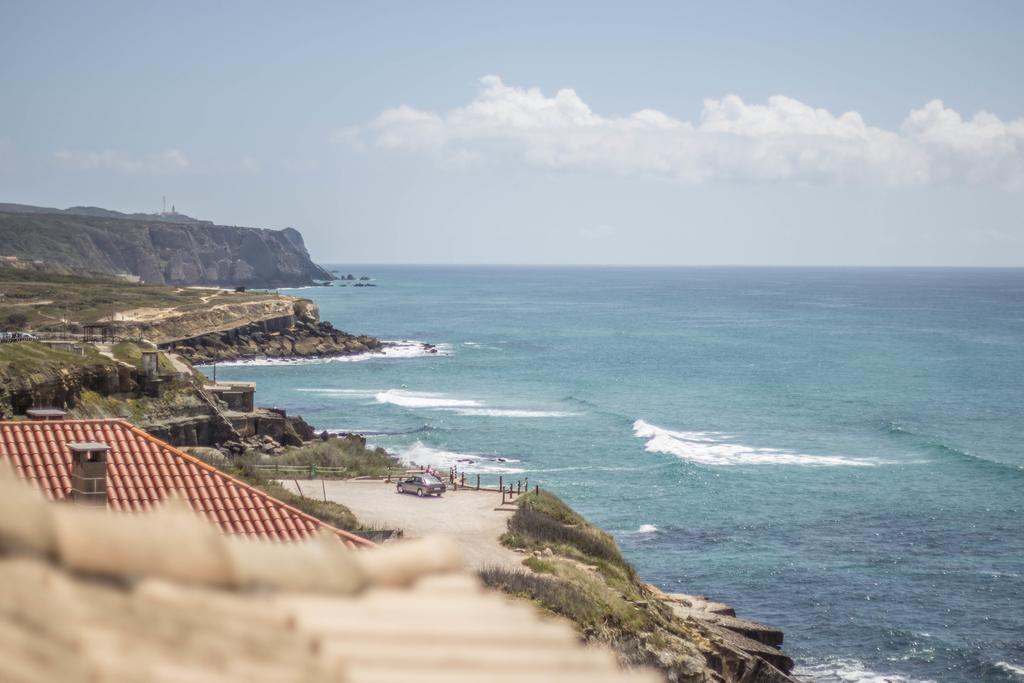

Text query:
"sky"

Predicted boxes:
[[1, 1, 1023, 266]]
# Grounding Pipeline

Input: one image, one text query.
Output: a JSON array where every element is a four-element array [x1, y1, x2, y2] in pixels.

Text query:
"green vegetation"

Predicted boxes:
[[110, 341, 178, 374], [484, 490, 687, 652], [0, 268, 274, 331], [215, 455, 365, 531], [69, 386, 203, 424], [272, 436, 400, 478], [487, 492, 770, 680], [502, 489, 635, 577], [479, 565, 611, 629], [3, 312, 28, 329], [0, 341, 111, 375]]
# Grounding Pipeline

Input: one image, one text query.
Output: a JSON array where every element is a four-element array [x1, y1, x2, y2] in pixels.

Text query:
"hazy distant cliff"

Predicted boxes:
[[0, 203, 334, 287]]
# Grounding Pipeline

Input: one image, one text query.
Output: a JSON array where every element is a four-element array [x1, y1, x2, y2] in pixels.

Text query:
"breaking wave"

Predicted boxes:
[[452, 408, 578, 418], [296, 388, 378, 399], [375, 389, 482, 409], [633, 420, 880, 467], [997, 662, 1024, 679], [394, 441, 525, 474], [375, 389, 578, 418], [794, 658, 938, 683]]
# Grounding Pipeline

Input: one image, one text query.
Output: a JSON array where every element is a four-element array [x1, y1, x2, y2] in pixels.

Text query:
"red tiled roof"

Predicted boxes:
[[0, 418, 373, 548]]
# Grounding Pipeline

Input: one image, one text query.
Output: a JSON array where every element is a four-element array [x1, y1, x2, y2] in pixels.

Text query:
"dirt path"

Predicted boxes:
[[281, 479, 524, 571]]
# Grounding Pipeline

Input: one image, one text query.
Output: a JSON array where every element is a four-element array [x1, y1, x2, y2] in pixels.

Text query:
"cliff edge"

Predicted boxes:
[[0, 203, 333, 287]]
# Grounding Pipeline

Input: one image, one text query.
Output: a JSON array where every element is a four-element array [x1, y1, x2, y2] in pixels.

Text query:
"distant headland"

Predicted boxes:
[[0, 202, 333, 288]]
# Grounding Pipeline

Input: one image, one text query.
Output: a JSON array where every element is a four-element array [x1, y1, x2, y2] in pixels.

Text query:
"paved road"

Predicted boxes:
[[281, 479, 524, 571]]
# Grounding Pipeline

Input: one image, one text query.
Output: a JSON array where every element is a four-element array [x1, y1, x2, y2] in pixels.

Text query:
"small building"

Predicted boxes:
[[205, 382, 256, 413], [37, 340, 85, 355], [82, 323, 115, 341]]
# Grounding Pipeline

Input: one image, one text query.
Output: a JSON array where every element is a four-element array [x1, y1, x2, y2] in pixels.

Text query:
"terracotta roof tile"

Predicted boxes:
[[0, 418, 373, 548]]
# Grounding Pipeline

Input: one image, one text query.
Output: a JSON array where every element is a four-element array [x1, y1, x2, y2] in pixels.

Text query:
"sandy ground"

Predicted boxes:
[[280, 479, 524, 571]]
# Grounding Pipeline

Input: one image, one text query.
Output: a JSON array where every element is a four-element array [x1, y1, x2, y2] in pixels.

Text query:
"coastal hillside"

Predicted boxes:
[[0, 203, 333, 287], [0, 268, 384, 361]]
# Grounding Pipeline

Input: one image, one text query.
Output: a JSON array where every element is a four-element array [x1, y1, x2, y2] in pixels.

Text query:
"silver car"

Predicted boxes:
[[396, 474, 447, 497]]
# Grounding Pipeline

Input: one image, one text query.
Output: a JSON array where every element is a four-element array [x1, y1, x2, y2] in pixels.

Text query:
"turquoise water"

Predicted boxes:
[[217, 266, 1024, 682]]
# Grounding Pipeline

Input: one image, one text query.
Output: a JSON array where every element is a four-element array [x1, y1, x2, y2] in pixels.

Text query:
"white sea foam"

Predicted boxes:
[[462, 340, 503, 351], [637, 524, 659, 534], [997, 662, 1024, 678], [452, 408, 579, 418], [374, 389, 578, 418], [395, 441, 525, 474], [379, 340, 453, 359], [202, 340, 450, 367], [295, 388, 377, 398], [795, 658, 937, 683], [633, 420, 877, 467], [376, 390, 483, 409]]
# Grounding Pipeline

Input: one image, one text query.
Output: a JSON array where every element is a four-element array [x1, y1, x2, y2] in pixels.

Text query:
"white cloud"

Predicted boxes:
[[53, 147, 191, 173], [351, 76, 1024, 189]]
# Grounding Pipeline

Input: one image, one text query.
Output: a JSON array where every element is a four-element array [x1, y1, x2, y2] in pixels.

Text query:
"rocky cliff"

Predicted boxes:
[[0, 203, 333, 287]]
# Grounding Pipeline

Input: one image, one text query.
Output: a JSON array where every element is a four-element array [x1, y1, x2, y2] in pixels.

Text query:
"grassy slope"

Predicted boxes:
[[0, 268, 275, 330], [484, 490, 713, 680], [0, 341, 113, 377]]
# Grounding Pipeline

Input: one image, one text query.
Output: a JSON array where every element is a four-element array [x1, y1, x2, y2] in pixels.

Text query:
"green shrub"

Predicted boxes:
[[503, 491, 632, 576], [519, 489, 586, 525], [522, 555, 557, 574], [479, 566, 606, 629], [4, 312, 29, 329], [274, 437, 399, 478]]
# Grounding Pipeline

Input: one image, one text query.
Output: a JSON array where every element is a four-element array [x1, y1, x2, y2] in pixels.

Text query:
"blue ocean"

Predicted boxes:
[[217, 266, 1024, 683]]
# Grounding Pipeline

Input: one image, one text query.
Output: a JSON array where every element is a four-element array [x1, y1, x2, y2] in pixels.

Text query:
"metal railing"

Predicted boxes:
[[254, 463, 540, 504]]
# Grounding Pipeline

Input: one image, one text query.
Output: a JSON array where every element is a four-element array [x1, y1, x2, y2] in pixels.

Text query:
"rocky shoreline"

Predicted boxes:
[[160, 317, 386, 364]]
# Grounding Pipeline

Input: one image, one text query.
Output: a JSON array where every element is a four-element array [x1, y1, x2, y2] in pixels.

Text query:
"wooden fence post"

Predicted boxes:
[[517, 480, 521, 495], [499, 476, 503, 493], [321, 479, 327, 502], [476, 474, 480, 490]]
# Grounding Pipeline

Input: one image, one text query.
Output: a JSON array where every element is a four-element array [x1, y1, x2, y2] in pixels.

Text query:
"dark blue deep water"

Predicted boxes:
[[218, 267, 1024, 682]]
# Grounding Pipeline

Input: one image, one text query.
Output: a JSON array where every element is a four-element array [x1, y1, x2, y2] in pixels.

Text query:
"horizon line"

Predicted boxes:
[[317, 262, 1024, 269]]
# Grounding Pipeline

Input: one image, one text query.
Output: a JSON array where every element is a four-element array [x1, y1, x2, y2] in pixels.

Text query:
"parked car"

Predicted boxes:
[[396, 474, 447, 497], [0, 331, 37, 342]]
